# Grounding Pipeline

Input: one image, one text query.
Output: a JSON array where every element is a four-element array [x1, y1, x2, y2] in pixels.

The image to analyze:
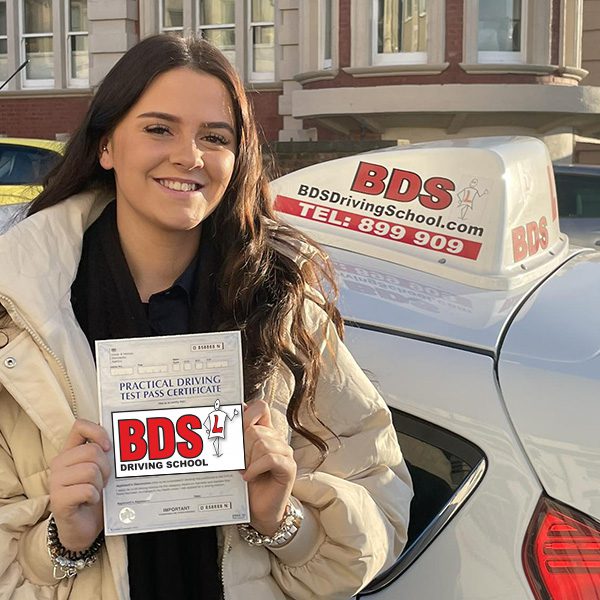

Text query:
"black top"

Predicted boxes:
[[128, 258, 223, 600], [142, 256, 197, 335]]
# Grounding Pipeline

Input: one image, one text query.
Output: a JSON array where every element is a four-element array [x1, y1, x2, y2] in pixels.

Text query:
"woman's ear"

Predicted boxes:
[[99, 139, 113, 170]]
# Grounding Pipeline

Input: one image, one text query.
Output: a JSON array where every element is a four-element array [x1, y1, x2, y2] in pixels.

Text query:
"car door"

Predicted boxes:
[[343, 326, 541, 599]]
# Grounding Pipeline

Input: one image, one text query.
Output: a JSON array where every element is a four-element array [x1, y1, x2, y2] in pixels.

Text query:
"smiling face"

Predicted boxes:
[[99, 67, 237, 239]]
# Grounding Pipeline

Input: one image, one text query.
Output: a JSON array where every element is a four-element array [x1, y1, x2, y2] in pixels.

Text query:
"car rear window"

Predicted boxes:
[[360, 410, 486, 596], [0, 144, 61, 185], [554, 173, 600, 218]]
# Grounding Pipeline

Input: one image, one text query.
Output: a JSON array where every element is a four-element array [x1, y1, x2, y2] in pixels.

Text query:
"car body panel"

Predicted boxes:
[[331, 244, 540, 354], [498, 250, 600, 522], [345, 327, 540, 599]]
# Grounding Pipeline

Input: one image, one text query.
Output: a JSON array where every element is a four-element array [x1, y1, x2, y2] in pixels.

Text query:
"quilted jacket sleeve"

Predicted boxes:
[[268, 300, 413, 599], [0, 425, 69, 599]]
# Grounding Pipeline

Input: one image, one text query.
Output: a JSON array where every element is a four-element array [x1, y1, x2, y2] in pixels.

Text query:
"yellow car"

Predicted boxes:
[[0, 137, 64, 232]]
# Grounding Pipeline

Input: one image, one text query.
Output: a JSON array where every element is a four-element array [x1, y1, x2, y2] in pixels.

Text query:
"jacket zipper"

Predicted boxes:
[[221, 526, 233, 600], [0, 293, 78, 418]]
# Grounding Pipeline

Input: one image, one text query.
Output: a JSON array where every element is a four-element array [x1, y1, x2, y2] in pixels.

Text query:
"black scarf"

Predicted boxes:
[[71, 201, 222, 600], [71, 201, 218, 347]]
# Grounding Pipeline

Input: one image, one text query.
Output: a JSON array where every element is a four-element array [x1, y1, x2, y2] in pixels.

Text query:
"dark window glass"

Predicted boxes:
[[0, 144, 61, 185], [554, 173, 600, 218]]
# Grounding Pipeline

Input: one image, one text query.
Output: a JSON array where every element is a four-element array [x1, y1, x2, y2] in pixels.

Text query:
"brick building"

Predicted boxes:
[[1, 1, 600, 167]]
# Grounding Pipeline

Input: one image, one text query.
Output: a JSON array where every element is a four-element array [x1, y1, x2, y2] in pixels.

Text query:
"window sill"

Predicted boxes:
[[460, 63, 589, 82], [0, 87, 92, 98], [343, 63, 449, 78], [294, 69, 338, 84], [246, 81, 283, 92]]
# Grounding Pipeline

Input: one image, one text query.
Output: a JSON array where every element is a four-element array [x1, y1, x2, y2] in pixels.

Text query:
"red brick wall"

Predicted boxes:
[[446, 0, 464, 64], [0, 95, 91, 139], [339, 0, 351, 68], [551, 0, 561, 65], [248, 89, 282, 142]]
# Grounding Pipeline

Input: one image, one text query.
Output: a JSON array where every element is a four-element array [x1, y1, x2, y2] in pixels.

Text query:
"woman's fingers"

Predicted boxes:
[[53, 461, 106, 490], [243, 423, 295, 483], [62, 418, 110, 452], [50, 420, 111, 513], [50, 441, 111, 483], [243, 400, 272, 429], [52, 483, 102, 508], [243, 452, 296, 484]]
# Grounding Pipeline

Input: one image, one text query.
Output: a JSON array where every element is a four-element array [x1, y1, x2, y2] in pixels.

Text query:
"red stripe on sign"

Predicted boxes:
[[275, 195, 482, 260]]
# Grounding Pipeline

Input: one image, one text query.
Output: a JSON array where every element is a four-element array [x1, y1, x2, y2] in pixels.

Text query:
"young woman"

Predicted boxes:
[[0, 35, 412, 599]]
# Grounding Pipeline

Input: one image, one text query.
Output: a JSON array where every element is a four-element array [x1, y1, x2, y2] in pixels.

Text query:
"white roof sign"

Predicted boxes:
[[270, 136, 569, 290]]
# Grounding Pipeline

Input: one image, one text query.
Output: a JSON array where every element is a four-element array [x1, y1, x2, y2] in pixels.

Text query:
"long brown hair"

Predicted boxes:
[[29, 35, 342, 458]]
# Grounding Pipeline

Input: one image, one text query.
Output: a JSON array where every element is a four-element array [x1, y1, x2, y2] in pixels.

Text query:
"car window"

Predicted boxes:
[[0, 144, 61, 185], [554, 173, 600, 218], [360, 409, 486, 595]]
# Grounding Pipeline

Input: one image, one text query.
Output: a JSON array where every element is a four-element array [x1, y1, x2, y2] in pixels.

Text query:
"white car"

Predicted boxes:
[[271, 137, 600, 600]]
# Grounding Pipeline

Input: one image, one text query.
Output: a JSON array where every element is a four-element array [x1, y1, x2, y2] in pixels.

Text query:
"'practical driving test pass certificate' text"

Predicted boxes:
[[96, 331, 249, 535]]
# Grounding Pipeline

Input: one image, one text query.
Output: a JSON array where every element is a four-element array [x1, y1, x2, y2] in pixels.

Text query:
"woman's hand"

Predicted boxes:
[[49, 419, 111, 552], [243, 400, 297, 536]]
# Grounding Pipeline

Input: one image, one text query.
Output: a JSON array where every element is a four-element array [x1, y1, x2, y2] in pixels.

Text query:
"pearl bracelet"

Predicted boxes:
[[238, 497, 304, 549], [46, 515, 105, 579]]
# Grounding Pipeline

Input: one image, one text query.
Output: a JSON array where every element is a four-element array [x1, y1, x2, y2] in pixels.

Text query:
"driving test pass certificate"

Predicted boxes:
[[96, 331, 249, 535]]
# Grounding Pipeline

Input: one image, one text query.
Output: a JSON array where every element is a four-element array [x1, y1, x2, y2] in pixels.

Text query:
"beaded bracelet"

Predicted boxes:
[[46, 515, 105, 579]]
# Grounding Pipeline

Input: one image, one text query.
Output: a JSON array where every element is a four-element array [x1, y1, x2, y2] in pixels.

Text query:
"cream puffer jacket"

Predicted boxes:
[[0, 192, 413, 600]]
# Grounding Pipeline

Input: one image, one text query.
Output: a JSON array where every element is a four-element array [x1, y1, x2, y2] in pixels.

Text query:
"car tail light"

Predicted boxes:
[[523, 496, 600, 599]]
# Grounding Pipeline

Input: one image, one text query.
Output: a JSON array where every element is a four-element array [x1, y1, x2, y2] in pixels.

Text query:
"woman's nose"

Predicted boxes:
[[171, 139, 204, 170]]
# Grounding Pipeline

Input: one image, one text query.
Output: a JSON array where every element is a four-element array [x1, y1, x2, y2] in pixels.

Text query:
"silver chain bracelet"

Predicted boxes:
[[238, 497, 304, 548]]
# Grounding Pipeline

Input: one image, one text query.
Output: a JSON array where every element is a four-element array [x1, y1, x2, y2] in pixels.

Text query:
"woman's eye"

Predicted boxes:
[[144, 125, 171, 136], [203, 133, 229, 145]]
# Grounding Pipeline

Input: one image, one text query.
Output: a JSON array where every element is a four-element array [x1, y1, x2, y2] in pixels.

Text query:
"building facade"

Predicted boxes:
[[1, 1, 600, 164]]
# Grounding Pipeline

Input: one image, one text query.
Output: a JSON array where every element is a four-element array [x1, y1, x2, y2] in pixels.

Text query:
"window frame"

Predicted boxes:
[[247, 0, 275, 83], [19, 0, 54, 89], [477, 0, 528, 65], [320, 0, 333, 70], [65, 0, 88, 88], [159, 0, 184, 35], [0, 0, 7, 86], [371, 0, 428, 66], [196, 0, 236, 66], [349, 0, 446, 76]]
